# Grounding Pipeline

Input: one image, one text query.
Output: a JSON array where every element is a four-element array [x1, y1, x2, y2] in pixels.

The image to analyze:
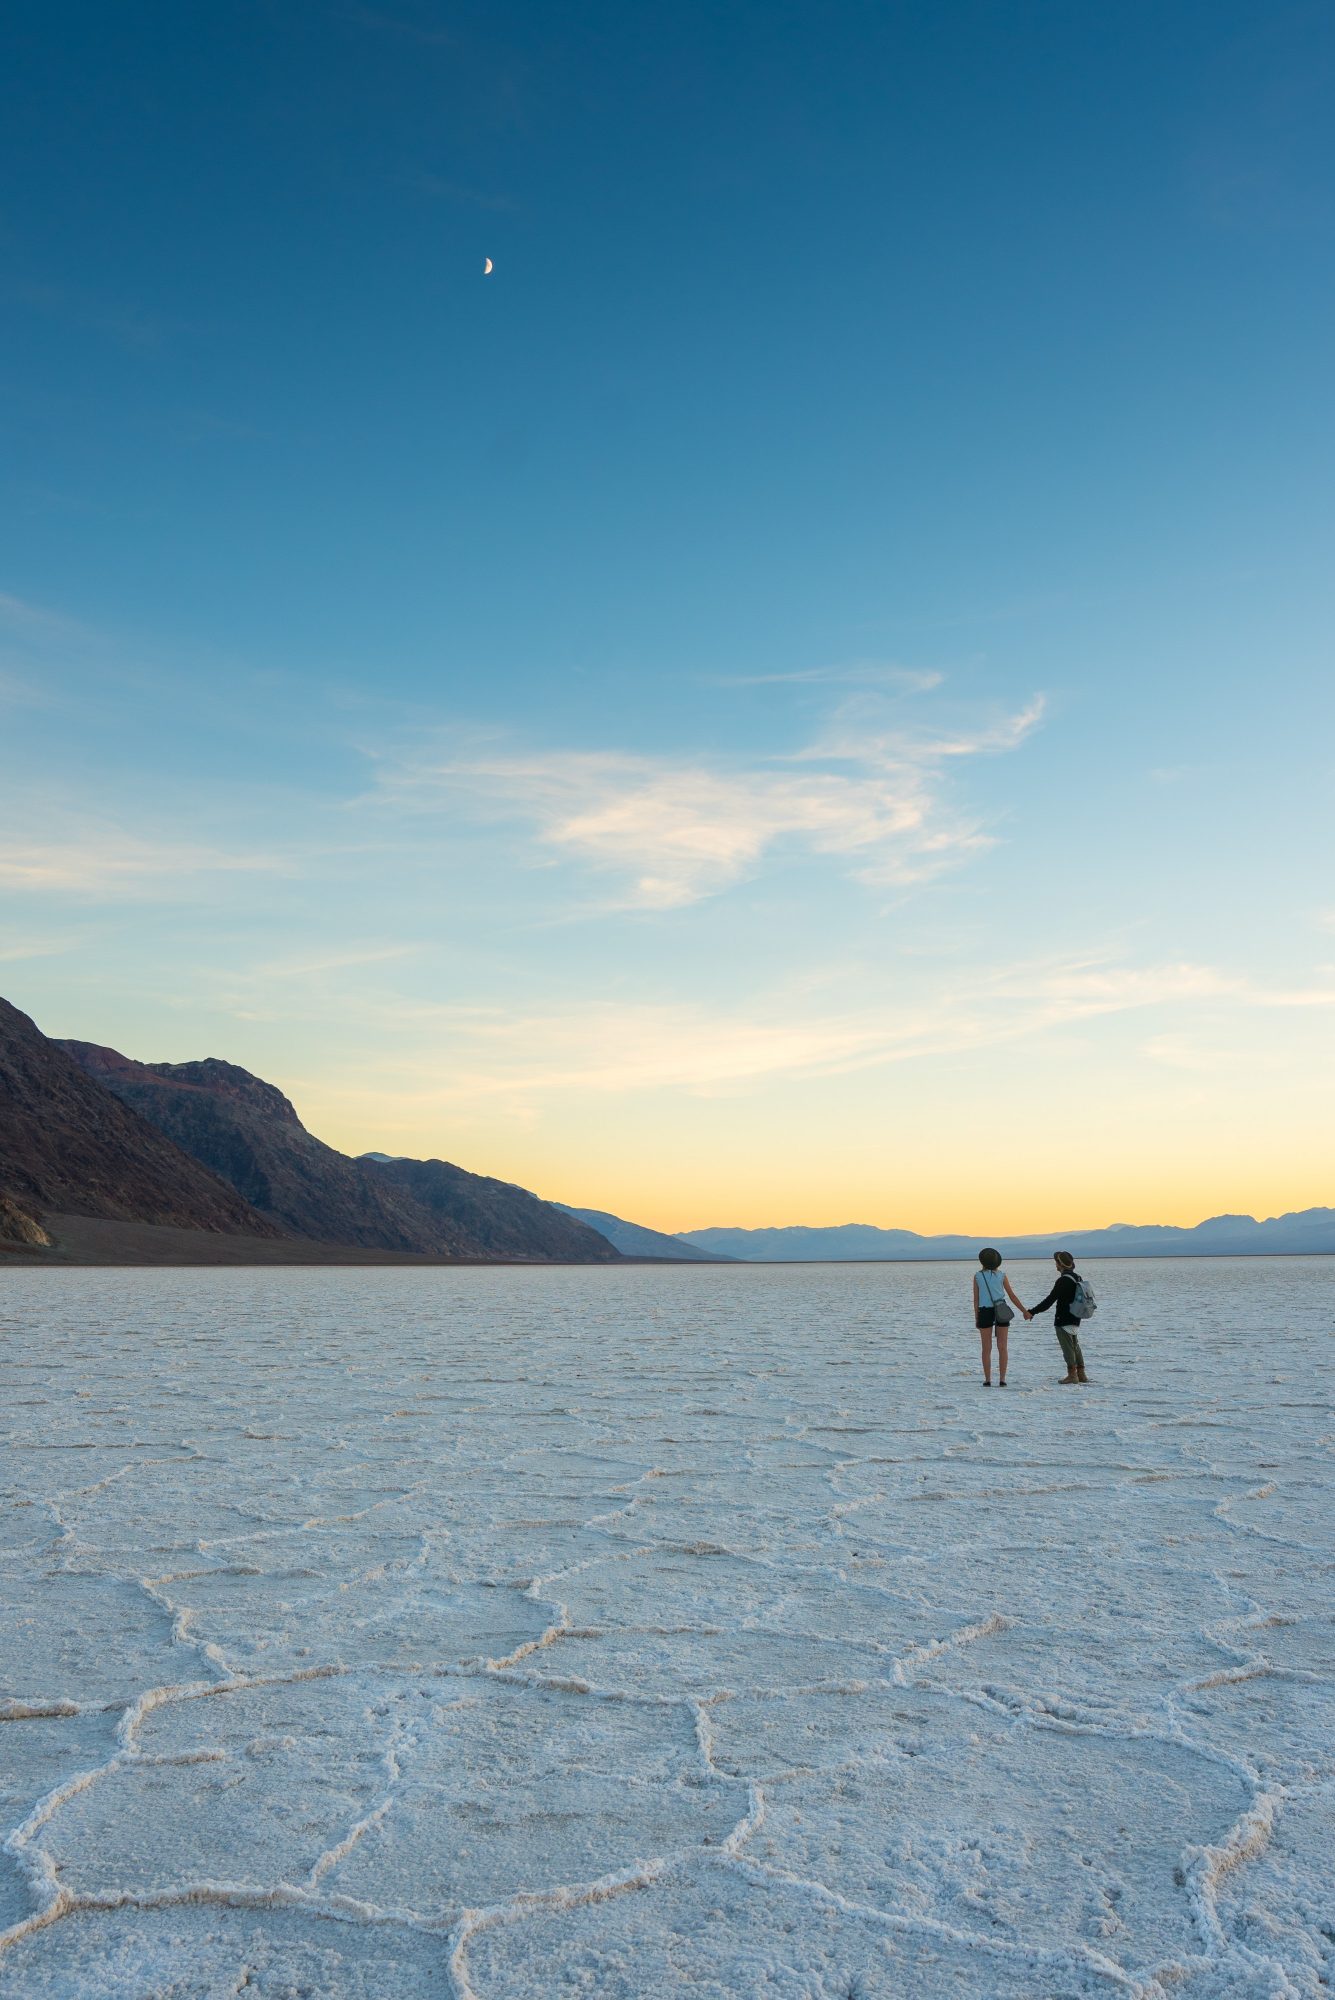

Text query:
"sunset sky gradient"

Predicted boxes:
[[3, 0, 1333, 1231]]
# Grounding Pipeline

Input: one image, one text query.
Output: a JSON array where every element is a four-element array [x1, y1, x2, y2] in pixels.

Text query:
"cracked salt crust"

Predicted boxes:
[[1, 1257, 1332, 1997]]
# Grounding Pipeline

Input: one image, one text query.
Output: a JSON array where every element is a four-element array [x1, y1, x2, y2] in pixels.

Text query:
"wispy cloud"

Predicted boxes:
[[0, 593, 97, 712], [803, 693, 1047, 766], [0, 838, 290, 897], [0, 590, 92, 641], [710, 662, 945, 693], [402, 1000, 902, 1097], [347, 5, 460, 47], [995, 959, 1239, 1013], [0, 669, 48, 710], [367, 695, 1044, 909], [992, 955, 1335, 1017], [242, 944, 421, 982], [7, 279, 180, 354], [270, 947, 1329, 1114], [1142, 1034, 1276, 1074], [0, 939, 73, 964]]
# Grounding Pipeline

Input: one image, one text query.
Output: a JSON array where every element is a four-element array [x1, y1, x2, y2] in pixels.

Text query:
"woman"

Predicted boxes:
[[972, 1247, 1030, 1388], [1029, 1250, 1088, 1384]]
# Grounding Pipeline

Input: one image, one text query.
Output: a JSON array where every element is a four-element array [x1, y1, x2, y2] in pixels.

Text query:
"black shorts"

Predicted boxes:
[[976, 1307, 1000, 1329]]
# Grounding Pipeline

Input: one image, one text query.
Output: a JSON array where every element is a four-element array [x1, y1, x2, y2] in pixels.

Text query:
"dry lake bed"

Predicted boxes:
[[2, 1258, 1331, 1997]]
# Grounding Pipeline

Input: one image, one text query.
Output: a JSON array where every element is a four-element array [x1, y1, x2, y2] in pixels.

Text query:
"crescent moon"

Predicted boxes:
[[483, 257, 493, 274]]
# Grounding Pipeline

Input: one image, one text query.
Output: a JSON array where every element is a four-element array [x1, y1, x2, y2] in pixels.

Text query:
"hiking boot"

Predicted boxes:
[[1059, 1370, 1078, 1384], [1076, 1365, 1089, 1384]]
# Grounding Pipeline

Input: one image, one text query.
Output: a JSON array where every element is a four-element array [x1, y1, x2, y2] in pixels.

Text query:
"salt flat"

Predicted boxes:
[[1, 1258, 1331, 1998]]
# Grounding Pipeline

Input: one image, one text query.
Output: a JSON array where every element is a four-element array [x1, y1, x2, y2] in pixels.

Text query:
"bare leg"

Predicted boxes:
[[996, 1324, 1009, 1385], [979, 1326, 993, 1384]]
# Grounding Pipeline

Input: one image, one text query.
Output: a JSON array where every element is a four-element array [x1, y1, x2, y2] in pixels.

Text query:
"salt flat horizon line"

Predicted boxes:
[[632, 1250, 1335, 1265]]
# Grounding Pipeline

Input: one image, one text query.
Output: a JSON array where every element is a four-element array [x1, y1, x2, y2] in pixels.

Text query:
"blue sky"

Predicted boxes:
[[3, 0, 1334, 1229]]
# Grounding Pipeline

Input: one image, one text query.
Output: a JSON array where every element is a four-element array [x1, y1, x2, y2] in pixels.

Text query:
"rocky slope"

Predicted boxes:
[[61, 1041, 618, 1262], [554, 1204, 734, 1261], [370, 1158, 622, 1262], [0, 1194, 52, 1247], [0, 998, 276, 1236]]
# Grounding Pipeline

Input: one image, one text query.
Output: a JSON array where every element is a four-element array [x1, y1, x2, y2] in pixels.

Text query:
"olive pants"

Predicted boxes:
[[1057, 1324, 1086, 1372]]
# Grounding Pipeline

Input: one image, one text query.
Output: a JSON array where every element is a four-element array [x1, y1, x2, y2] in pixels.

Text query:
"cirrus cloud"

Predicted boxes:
[[0, 836, 290, 896], [366, 694, 1046, 910]]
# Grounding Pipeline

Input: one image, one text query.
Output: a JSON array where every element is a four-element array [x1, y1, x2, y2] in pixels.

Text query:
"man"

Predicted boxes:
[[1029, 1250, 1088, 1384]]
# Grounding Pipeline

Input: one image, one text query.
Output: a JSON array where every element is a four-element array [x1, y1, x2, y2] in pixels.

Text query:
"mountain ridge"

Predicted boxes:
[[554, 1204, 735, 1261], [60, 1037, 617, 1263], [0, 999, 278, 1237], [680, 1210, 1335, 1261]]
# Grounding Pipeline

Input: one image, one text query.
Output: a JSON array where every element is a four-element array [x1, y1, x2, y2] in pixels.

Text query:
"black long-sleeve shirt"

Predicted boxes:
[[1031, 1271, 1079, 1326]]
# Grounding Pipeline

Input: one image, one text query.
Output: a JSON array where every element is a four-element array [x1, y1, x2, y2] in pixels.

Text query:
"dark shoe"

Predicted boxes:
[[998, 1379, 1006, 1387], [1059, 1371, 1078, 1385], [1076, 1366, 1089, 1383]]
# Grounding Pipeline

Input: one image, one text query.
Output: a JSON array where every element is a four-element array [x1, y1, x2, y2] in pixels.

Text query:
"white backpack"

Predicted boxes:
[[1069, 1276, 1097, 1320]]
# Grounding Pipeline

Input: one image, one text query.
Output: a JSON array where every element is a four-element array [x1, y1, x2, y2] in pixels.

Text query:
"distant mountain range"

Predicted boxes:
[[554, 1205, 734, 1262], [356, 1167, 733, 1264], [680, 1213, 1335, 1260]]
